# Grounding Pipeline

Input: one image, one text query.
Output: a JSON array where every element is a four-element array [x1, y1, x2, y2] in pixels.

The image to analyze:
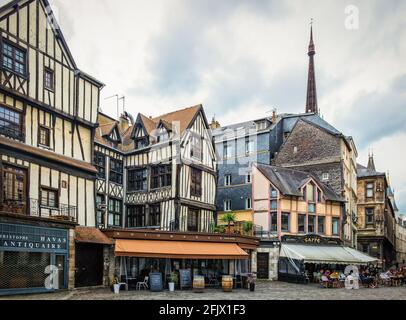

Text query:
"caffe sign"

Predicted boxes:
[[0, 223, 68, 252]]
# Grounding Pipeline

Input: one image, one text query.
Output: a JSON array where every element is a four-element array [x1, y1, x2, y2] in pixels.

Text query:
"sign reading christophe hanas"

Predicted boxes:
[[0, 223, 68, 251]]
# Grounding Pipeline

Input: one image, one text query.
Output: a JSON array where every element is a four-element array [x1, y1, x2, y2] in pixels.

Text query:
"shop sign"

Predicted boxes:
[[0, 223, 68, 252]]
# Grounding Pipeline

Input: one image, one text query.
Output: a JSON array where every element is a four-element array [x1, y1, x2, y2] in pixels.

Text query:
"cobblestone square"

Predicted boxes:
[[2, 281, 405, 300]]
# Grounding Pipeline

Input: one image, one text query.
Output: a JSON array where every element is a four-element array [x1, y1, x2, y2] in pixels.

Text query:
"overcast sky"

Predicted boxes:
[[48, 0, 406, 214]]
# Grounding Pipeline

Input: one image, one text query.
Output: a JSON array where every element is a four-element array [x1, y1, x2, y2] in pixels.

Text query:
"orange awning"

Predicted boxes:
[[115, 239, 249, 260]]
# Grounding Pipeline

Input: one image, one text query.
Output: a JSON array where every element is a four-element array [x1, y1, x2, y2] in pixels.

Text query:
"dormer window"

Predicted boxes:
[[157, 130, 170, 143], [190, 133, 202, 161], [135, 137, 148, 149], [256, 120, 268, 131]]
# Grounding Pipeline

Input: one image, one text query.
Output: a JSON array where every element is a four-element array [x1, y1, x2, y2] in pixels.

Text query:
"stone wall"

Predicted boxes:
[[68, 228, 76, 290], [251, 246, 280, 281]]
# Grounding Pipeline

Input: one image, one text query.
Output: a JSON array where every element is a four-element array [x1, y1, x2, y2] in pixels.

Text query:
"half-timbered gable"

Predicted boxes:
[[0, 0, 103, 229], [97, 105, 217, 233]]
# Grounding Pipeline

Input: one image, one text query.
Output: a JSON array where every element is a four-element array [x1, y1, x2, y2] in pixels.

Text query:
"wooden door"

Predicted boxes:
[[75, 244, 103, 287], [257, 253, 269, 279]]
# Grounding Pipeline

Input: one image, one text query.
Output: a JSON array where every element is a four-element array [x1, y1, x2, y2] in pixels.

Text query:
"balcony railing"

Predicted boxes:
[[253, 225, 278, 239], [0, 198, 77, 223]]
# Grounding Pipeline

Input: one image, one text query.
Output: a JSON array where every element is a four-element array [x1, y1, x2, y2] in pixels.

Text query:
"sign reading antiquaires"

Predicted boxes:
[[0, 223, 68, 251]]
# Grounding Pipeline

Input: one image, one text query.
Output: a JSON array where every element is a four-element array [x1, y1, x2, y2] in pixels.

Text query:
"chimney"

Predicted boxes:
[[119, 113, 130, 133], [209, 116, 221, 130], [272, 108, 277, 123]]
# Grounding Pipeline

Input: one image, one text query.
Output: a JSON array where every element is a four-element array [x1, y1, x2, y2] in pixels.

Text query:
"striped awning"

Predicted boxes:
[[280, 244, 377, 265]]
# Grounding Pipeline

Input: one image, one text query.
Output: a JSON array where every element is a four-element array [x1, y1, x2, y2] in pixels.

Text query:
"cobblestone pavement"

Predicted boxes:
[[1, 281, 405, 300]]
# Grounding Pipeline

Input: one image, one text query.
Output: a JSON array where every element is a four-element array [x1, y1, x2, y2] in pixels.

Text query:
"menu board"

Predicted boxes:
[[179, 269, 192, 290], [149, 273, 163, 292]]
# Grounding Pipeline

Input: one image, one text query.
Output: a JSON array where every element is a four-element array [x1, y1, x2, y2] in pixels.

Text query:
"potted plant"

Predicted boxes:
[[168, 271, 178, 292], [111, 276, 120, 294], [243, 221, 254, 236], [220, 212, 236, 234]]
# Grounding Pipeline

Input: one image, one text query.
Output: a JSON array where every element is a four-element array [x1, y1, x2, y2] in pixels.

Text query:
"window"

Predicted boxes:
[[223, 142, 232, 159], [127, 168, 147, 192], [322, 173, 330, 181], [270, 212, 278, 232], [108, 198, 122, 227], [2, 166, 27, 214], [109, 158, 123, 184], [256, 121, 267, 131], [270, 200, 277, 210], [190, 168, 202, 197], [245, 137, 254, 155], [149, 204, 161, 226], [366, 182, 374, 198], [187, 209, 199, 232], [127, 205, 145, 228], [190, 134, 203, 160], [0, 105, 23, 140], [2, 41, 26, 76], [245, 173, 252, 184], [308, 215, 316, 233], [298, 214, 306, 233], [135, 137, 148, 149], [293, 146, 298, 154], [40, 187, 58, 208], [157, 128, 170, 143], [151, 164, 172, 189], [281, 212, 290, 232], [96, 194, 105, 228], [93, 152, 106, 179], [224, 199, 231, 211], [308, 203, 316, 214], [270, 188, 278, 198], [317, 188, 322, 203], [38, 126, 50, 147], [366, 208, 374, 226], [245, 197, 252, 210], [332, 217, 340, 236], [318, 216, 325, 234], [44, 68, 54, 91], [307, 184, 315, 202], [224, 174, 232, 186]]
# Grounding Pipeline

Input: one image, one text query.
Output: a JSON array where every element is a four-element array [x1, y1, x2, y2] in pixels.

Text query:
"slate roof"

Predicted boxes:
[[357, 163, 386, 178], [255, 163, 344, 202]]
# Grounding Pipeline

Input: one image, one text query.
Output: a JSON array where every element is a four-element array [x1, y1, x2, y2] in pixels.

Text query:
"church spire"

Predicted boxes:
[[305, 21, 318, 114]]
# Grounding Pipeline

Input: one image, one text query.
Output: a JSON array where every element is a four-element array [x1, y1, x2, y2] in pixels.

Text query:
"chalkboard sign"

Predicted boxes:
[[149, 273, 163, 292], [179, 269, 192, 290]]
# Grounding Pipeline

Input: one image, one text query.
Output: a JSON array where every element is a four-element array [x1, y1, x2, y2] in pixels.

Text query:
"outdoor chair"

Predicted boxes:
[[136, 276, 149, 290], [320, 275, 330, 288]]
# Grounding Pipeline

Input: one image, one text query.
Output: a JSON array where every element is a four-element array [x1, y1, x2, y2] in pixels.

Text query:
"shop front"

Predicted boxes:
[[278, 235, 378, 283], [0, 222, 71, 296], [104, 229, 259, 290]]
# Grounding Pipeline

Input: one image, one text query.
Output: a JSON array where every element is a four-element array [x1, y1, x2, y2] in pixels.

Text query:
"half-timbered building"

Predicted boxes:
[[0, 0, 108, 295], [96, 106, 258, 288]]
